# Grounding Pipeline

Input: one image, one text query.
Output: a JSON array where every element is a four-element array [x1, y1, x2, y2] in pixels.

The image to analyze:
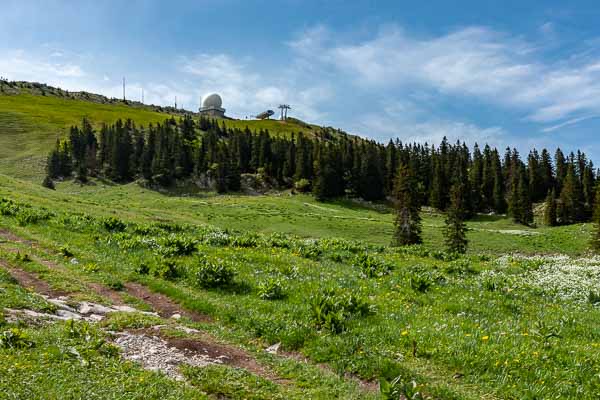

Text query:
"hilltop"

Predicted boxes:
[[0, 80, 338, 181]]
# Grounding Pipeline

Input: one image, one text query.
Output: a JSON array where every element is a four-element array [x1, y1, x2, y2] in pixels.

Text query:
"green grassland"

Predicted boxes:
[[1, 90, 600, 399], [1, 193, 599, 399], [0, 93, 320, 181]]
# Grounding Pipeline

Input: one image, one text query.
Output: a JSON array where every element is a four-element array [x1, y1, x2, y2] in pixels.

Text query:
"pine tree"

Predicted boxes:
[[444, 184, 468, 254], [591, 184, 600, 251], [46, 140, 61, 178], [509, 166, 533, 225], [517, 168, 534, 225], [430, 155, 446, 210], [544, 189, 557, 226], [391, 164, 422, 246], [491, 149, 506, 213], [558, 162, 585, 224]]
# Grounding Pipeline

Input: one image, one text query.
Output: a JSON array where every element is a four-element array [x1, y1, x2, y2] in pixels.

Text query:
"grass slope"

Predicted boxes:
[[0, 92, 324, 182], [0, 174, 592, 256], [1, 195, 600, 399]]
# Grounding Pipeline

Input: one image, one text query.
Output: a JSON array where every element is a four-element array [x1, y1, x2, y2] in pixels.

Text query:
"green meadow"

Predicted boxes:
[[1, 91, 599, 399]]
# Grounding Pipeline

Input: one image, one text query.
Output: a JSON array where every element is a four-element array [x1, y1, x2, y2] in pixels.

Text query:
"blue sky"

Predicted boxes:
[[3, 0, 600, 158]]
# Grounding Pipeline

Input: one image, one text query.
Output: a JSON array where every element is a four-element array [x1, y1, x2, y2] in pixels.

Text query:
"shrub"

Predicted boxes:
[[42, 176, 55, 190], [309, 288, 374, 334], [135, 263, 150, 275], [13, 252, 31, 263], [296, 243, 322, 260], [15, 209, 52, 226], [230, 232, 261, 248], [59, 246, 74, 258], [194, 260, 236, 288], [266, 233, 292, 249], [158, 234, 197, 256], [105, 278, 124, 291], [354, 253, 392, 278], [101, 216, 127, 232], [443, 259, 476, 275], [64, 319, 93, 339], [380, 374, 424, 400], [257, 278, 285, 300], [152, 259, 180, 280], [0, 328, 35, 349], [408, 271, 434, 293], [294, 179, 311, 193]]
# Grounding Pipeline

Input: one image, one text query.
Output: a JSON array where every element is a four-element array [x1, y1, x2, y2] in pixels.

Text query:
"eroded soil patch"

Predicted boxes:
[[125, 282, 212, 323]]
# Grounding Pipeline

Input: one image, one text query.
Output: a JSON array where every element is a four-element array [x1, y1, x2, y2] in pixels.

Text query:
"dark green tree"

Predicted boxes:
[[544, 189, 557, 227], [444, 184, 468, 254], [391, 164, 422, 246]]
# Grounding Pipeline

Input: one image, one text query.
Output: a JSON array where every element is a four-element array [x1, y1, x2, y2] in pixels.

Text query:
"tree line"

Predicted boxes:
[[45, 116, 598, 231]]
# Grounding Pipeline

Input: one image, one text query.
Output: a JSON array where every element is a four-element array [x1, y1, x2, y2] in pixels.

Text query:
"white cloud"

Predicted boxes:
[[349, 98, 507, 148], [290, 25, 600, 130], [0, 49, 86, 81], [179, 53, 333, 121]]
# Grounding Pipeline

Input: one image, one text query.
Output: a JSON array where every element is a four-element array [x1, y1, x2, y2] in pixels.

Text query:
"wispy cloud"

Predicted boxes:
[[541, 114, 600, 133], [290, 25, 600, 129], [179, 53, 333, 121]]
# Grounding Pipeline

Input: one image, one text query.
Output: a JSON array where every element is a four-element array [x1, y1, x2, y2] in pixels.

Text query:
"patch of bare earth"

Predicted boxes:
[[0, 259, 69, 297], [124, 282, 212, 323]]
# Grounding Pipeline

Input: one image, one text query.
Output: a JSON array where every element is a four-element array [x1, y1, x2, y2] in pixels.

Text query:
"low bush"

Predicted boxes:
[[309, 288, 375, 334], [0, 328, 35, 349], [354, 253, 392, 278], [105, 278, 124, 291], [157, 233, 197, 256], [296, 243, 322, 260], [408, 270, 435, 293], [59, 246, 74, 258], [294, 179, 311, 193], [257, 278, 285, 300], [134, 262, 150, 275], [101, 216, 127, 232], [230, 232, 261, 248], [194, 259, 236, 288], [152, 259, 181, 280], [13, 252, 31, 263]]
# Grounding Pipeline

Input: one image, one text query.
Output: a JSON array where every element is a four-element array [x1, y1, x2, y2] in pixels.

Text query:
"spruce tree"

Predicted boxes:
[[444, 184, 468, 254], [591, 184, 600, 251], [517, 168, 534, 225], [544, 189, 557, 226], [391, 164, 422, 246], [558, 162, 584, 224]]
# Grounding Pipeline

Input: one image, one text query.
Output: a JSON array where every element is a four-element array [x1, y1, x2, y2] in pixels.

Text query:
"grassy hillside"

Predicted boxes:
[[0, 174, 593, 256], [1, 185, 600, 399], [1, 84, 600, 399], [0, 92, 326, 182]]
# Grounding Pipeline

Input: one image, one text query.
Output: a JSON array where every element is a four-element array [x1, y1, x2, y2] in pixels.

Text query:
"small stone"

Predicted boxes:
[[170, 313, 182, 320], [266, 342, 281, 354]]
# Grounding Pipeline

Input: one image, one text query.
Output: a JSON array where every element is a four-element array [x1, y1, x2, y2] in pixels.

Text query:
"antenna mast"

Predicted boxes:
[[122, 77, 126, 101], [141, 88, 144, 104], [278, 104, 291, 121]]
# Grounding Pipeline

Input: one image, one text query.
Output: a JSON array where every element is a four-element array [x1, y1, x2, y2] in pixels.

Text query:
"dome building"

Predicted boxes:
[[199, 93, 225, 117]]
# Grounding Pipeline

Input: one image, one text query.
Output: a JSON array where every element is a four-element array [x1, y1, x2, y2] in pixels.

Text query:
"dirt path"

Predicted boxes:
[[0, 227, 376, 392], [0, 259, 69, 297], [124, 282, 211, 323], [0, 229, 283, 383]]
